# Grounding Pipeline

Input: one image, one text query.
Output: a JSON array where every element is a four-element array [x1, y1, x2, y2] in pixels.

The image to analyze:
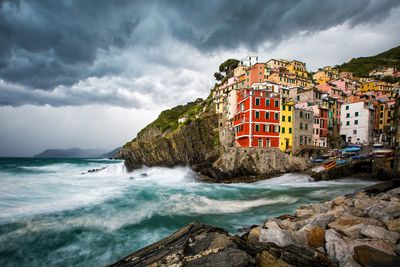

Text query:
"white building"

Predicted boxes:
[[240, 56, 258, 67], [340, 101, 375, 145]]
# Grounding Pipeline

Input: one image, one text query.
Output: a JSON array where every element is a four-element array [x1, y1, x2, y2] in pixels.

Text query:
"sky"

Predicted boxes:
[[1, 0, 400, 157]]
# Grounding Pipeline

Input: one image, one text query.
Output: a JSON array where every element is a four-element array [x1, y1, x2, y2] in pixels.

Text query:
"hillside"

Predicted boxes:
[[34, 148, 106, 158], [339, 45, 400, 77]]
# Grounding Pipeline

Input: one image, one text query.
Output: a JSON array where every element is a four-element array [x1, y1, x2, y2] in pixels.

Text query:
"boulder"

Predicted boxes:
[[354, 197, 374, 210], [307, 213, 335, 229], [328, 216, 383, 238], [325, 229, 351, 264], [259, 228, 294, 247], [248, 227, 262, 242], [306, 226, 325, 248], [185, 248, 253, 267], [278, 219, 298, 231], [333, 196, 353, 207], [295, 208, 315, 219], [264, 220, 282, 230], [395, 243, 400, 256], [353, 245, 400, 267], [360, 225, 399, 245], [345, 239, 396, 256], [387, 188, 400, 199], [257, 251, 291, 267]]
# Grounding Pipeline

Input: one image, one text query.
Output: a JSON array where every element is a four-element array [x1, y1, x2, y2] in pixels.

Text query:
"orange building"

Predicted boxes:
[[233, 88, 280, 147]]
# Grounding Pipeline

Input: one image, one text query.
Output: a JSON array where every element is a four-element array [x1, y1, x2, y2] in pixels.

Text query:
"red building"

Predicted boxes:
[[319, 106, 329, 138], [233, 88, 280, 147]]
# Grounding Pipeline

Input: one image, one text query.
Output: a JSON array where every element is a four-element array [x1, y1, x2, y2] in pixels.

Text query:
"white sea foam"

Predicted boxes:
[[164, 195, 299, 214]]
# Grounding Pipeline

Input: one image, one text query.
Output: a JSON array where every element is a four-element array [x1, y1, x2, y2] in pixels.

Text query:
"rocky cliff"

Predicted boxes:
[[118, 98, 309, 182]]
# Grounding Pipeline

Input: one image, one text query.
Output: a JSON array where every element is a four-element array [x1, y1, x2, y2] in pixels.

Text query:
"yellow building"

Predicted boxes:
[[286, 60, 308, 78], [267, 72, 312, 88], [360, 81, 378, 92], [280, 101, 295, 154]]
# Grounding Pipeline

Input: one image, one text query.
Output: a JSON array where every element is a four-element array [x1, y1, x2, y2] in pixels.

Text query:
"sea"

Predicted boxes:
[[0, 157, 376, 267]]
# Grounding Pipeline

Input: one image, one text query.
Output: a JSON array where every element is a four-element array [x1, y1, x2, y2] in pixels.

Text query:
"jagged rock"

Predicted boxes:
[[353, 245, 400, 267], [395, 244, 400, 256], [295, 208, 315, 219], [333, 196, 353, 207], [360, 225, 399, 245], [345, 239, 396, 256], [307, 226, 325, 248], [387, 219, 400, 232], [328, 216, 383, 238], [264, 220, 282, 230], [307, 213, 335, 229], [259, 228, 294, 247], [185, 248, 253, 267], [256, 251, 291, 267], [325, 229, 351, 265], [387, 188, 400, 198]]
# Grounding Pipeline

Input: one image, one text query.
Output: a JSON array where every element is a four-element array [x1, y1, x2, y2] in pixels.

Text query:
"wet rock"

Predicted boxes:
[[259, 228, 294, 247], [256, 251, 291, 267], [360, 225, 399, 245], [353, 245, 400, 267], [185, 248, 253, 267], [325, 229, 351, 264], [307, 226, 325, 248]]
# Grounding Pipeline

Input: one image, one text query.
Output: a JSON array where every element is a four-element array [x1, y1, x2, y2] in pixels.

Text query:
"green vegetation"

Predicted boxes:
[[132, 98, 206, 142], [339, 45, 400, 77], [213, 58, 239, 82]]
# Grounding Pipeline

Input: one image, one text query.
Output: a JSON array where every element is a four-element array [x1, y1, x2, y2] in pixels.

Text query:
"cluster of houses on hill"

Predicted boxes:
[[212, 56, 400, 155]]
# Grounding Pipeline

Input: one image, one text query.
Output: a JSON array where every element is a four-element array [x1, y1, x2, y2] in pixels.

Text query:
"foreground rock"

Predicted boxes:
[[109, 222, 335, 267], [110, 182, 400, 267]]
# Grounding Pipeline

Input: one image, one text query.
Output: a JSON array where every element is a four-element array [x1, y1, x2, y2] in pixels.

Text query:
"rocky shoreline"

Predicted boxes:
[[109, 180, 400, 267]]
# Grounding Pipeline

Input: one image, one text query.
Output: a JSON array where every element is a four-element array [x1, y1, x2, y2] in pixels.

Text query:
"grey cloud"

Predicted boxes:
[[0, 0, 399, 107]]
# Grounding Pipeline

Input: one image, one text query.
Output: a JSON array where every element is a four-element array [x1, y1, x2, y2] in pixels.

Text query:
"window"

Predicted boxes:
[[353, 130, 357, 134], [283, 105, 286, 111], [346, 105, 349, 110], [354, 120, 358, 125], [255, 111, 260, 119], [264, 125, 269, 132], [381, 106, 384, 111], [300, 122, 303, 129], [275, 125, 279, 132], [241, 103, 244, 111], [255, 98, 260, 106], [275, 100, 279, 107], [355, 112, 359, 117], [282, 127, 285, 133], [288, 106, 292, 111], [300, 136, 303, 145], [346, 113, 350, 118], [274, 113, 279, 120], [300, 111, 303, 118], [305, 123, 308, 130], [265, 112, 270, 119], [282, 115, 286, 122], [255, 124, 260, 132], [288, 116, 292, 122], [346, 121, 350, 126], [289, 128, 292, 134], [266, 99, 270, 106], [380, 113, 384, 118]]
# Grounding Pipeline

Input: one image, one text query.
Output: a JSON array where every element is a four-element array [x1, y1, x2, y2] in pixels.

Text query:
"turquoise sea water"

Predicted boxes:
[[0, 158, 375, 266]]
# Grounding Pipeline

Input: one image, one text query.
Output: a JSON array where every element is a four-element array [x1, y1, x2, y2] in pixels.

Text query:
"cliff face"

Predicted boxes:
[[118, 113, 221, 171], [118, 99, 310, 182]]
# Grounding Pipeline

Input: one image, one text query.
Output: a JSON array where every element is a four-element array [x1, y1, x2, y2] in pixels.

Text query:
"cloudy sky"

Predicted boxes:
[[1, 0, 400, 156]]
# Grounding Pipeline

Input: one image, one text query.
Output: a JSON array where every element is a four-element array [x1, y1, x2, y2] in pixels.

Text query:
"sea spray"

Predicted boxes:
[[0, 158, 376, 267]]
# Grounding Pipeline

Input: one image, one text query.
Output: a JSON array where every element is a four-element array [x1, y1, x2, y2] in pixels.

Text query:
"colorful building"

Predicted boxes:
[[233, 88, 280, 147], [279, 101, 295, 153]]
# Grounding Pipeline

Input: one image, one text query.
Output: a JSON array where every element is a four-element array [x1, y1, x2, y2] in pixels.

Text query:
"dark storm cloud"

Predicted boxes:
[[0, 0, 399, 106]]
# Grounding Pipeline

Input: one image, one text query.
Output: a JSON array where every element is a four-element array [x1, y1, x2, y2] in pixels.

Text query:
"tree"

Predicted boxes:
[[218, 59, 239, 76], [214, 72, 224, 81]]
